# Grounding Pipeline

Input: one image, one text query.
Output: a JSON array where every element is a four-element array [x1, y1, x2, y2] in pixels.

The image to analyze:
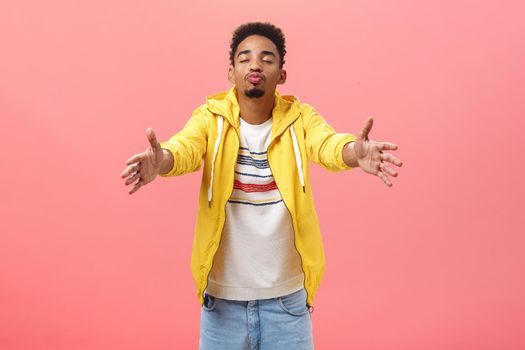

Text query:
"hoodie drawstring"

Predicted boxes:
[[289, 124, 306, 193], [208, 116, 223, 207]]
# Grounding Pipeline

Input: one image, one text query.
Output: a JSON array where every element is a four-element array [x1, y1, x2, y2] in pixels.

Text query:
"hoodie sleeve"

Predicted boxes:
[[159, 106, 209, 177], [302, 103, 356, 172]]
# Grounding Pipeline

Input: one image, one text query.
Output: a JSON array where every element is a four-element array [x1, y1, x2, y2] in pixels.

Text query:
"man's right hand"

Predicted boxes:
[[120, 127, 165, 195]]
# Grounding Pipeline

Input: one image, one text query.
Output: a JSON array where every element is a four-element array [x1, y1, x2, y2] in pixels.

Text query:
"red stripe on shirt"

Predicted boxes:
[[234, 179, 278, 193]]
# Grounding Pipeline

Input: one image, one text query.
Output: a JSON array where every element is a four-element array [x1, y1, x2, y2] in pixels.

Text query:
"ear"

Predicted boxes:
[[278, 69, 287, 85], [228, 65, 234, 84]]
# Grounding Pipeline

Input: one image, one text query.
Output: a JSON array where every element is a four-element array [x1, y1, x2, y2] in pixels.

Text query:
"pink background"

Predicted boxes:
[[1, 0, 524, 349]]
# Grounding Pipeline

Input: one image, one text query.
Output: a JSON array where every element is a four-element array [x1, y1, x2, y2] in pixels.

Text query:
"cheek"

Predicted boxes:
[[268, 72, 282, 83], [231, 70, 244, 82]]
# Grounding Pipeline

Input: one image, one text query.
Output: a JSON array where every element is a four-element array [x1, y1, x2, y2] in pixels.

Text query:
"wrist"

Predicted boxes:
[[159, 148, 174, 175], [343, 141, 359, 168]]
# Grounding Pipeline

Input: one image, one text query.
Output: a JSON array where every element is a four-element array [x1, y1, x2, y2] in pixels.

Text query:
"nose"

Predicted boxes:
[[249, 60, 262, 72]]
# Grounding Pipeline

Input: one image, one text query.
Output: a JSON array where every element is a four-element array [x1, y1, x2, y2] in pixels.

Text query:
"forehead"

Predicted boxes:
[[235, 35, 278, 55]]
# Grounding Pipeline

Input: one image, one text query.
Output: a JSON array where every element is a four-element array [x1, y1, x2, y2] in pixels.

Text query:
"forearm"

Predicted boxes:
[[342, 141, 359, 168], [159, 149, 174, 175]]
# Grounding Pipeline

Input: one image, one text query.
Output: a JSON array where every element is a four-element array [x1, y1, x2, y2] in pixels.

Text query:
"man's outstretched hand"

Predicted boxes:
[[345, 117, 403, 187], [120, 127, 164, 194]]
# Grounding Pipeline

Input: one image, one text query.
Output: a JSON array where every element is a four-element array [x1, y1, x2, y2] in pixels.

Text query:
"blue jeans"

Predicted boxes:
[[199, 287, 314, 350]]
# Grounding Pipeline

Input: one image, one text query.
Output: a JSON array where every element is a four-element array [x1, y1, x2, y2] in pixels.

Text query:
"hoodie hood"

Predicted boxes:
[[205, 85, 302, 142]]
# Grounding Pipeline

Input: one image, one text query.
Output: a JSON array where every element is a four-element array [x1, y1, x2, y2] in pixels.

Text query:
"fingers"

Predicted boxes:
[[376, 167, 392, 187], [120, 163, 139, 178], [122, 164, 144, 194], [358, 117, 373, 141], [128, 179, 144, 195], [380, 152, 403, 167], [126, 152, 146, 166], [146, 127, 161, 152], [378, 142, 398, 151], [125, 172, 141, 186], [379, 162, 398, 177]]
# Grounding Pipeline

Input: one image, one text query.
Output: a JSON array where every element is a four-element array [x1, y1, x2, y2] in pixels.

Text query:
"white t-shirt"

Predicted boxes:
[[206, 117, 305, 300]]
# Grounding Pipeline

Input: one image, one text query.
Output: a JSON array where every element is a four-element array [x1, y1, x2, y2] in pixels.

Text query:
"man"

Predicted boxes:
[[120, 22, 402, 350]]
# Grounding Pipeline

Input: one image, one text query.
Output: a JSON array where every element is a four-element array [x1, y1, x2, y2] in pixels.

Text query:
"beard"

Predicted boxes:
[[244, 87, 265, 98]]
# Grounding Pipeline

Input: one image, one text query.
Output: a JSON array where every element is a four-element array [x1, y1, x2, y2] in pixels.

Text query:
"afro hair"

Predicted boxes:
[[229, 22, 287, 68]]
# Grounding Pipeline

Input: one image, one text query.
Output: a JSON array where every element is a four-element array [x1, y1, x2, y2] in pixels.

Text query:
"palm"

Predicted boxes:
[[354, 117, 403, 187], [140, 146, 163, 183], [354, 140, 381, 174]]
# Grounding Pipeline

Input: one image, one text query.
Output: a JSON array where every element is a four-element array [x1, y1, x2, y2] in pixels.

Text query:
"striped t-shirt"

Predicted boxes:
[[206, 116, 305, 300]]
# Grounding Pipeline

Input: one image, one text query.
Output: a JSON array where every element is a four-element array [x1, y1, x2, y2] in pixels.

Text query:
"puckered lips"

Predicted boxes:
[[246, 72, 264, 85]]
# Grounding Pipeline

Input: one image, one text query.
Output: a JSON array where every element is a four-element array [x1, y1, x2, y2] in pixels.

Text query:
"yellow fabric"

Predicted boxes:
[[160, 86, 356, 307]]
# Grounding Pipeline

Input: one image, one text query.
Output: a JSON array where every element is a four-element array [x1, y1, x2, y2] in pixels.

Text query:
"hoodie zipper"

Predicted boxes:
[[201, 114, 240, 304], [266, 113, 311, 309]]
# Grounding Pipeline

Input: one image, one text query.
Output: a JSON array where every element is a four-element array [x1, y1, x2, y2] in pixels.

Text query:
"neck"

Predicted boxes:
[[237, 89, 275, 125]]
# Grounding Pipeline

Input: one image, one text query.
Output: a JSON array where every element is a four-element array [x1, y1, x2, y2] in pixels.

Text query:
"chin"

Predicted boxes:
[[244, 87, 265, 98]]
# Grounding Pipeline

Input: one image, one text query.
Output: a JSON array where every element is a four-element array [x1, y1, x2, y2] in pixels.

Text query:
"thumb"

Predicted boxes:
[[146, 127, 161, 151], [358, 117, 373, 141]]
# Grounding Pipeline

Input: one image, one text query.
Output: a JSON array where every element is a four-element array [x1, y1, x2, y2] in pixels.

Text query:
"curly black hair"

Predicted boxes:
[[229, 22, 287, 68]]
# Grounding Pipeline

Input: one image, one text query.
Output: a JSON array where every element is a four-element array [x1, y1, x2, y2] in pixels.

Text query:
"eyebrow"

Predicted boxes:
[[237, 50, 277, 58]]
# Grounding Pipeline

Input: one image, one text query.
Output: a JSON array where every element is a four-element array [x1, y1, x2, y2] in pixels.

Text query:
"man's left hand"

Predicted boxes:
[[347, 117, 403, 187]]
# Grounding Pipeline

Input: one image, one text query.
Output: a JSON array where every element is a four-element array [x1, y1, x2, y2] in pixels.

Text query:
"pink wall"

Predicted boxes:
[[1, 0, 524, 349]]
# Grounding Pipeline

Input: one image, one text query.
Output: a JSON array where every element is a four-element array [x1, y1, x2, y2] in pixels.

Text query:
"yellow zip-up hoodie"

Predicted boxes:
[[160, 86, 356, 307]]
